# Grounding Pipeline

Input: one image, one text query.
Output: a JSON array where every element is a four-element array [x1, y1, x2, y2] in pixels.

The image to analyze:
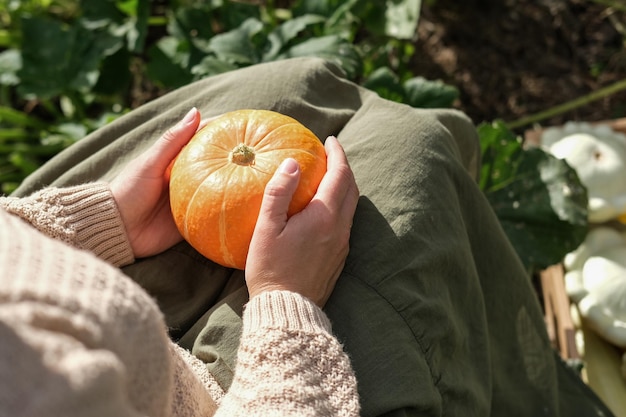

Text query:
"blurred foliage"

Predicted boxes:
[[0, 0, 588, 273], [0, 0, 447, 194]]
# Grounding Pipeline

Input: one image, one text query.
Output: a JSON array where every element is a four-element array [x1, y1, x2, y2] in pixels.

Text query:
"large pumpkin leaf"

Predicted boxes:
[[167, 5, 216, 53], [82, 0, 149, 53], [117, 0, 150, 53], [146, 36, 194, 88], [191, 56, 239, 78], [17, 15, 122, 99], [208, 18, 264, 65], [403, 76, 458, 108], [479, 121, 588, 273], [264, 14, 327, 61], [277, 35, 362, 79], [363, 68, 458, 108], [206, 0, 261, 30], [361, 67, 406, 103], [323, 0, 360, 37]]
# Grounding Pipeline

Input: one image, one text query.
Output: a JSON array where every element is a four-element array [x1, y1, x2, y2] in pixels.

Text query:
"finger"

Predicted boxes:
[[313, 136, 358, 215], [145, 107, 201, 174], [325, 136, 359, 229], [254, 158, 301, 234]]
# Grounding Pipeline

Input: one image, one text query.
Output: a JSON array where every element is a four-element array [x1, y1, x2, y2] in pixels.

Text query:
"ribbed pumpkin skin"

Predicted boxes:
[[169, 109, 327, 269]]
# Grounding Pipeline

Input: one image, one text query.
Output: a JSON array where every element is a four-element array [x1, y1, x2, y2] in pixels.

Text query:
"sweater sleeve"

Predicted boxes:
[[216, 291, 361, 417], [0, 183, 134, 267], [0, 207, 223, 417]]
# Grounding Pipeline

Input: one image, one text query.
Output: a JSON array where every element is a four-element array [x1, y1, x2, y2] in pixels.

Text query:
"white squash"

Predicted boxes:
[[578, 275, 626, 348], [563, 227, 625, 302], [541, 122, 626, 223], [563, 226, 626, 351]]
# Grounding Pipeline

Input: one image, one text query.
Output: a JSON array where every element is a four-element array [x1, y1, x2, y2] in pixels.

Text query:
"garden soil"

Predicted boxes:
[[414, 0, 626, 132]]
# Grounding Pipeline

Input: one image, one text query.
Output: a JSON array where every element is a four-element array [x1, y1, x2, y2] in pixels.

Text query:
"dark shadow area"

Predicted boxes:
[[414, 0, 626, 129]]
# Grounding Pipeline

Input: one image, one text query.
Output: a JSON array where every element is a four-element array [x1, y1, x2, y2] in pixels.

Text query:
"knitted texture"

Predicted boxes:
[[0, 209, 181, 416], [0, 186, 219, 417], [0, 183, 134, 267], [0, 184, 359, 416], [216, 291, 361, 417]]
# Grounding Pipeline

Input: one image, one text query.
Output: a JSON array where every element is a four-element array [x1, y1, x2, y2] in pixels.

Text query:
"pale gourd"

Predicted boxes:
[[564, 227, 626, 348], [542, 122, 626, 223]]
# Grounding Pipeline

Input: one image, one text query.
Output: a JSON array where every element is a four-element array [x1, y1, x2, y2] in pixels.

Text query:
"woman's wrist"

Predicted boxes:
[[65, 183, 135, 266], [2, 182, 134, 266], [243, 290, 332, 334]]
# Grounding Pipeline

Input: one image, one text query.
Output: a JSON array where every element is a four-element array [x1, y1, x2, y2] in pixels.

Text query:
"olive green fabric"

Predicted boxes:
[[14, 57, 613, 416]]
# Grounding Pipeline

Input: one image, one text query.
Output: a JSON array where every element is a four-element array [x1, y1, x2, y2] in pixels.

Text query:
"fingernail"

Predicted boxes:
[[182, 107, 197, 125], [279, 158, 299, 174], [325, 135, 337, 147]]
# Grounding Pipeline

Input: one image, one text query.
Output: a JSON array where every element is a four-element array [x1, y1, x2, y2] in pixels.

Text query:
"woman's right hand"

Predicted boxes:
[[245, 136, 359, 307]]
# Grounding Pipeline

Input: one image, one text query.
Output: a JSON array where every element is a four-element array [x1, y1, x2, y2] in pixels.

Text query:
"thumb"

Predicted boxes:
[[256, 158, 301, 231], [149, 107, 201, 175]]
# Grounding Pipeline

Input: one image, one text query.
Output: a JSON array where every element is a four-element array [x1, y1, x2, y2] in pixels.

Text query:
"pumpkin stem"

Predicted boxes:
[[230, 143, 256, 166]]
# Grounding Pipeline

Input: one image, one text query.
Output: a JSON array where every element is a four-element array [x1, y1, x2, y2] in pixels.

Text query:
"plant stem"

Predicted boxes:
[[506, 78, 626, 130], [230, 143, 256, 166], [590, 0, 626, 13]]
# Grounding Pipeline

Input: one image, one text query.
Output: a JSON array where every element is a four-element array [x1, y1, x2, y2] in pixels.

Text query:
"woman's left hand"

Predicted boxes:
[[245, 136, 359, 307], [110, 107, 201, 258]]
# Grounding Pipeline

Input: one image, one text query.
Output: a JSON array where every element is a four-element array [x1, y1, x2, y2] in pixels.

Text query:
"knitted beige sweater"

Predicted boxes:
[[0, 183, 359, 417]]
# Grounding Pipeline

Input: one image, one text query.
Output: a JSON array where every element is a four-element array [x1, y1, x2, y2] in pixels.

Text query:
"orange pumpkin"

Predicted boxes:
[[169, 109, 327, 269]]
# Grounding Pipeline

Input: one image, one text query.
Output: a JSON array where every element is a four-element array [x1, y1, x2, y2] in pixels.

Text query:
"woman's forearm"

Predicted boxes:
[[216, 291, 360, 417], [0, 183, 134, 267]]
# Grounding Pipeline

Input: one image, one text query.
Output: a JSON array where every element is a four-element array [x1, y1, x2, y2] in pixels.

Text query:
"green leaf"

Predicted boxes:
[[349, 1, 388, 37], [294, 0, 339, 15], [489, 149, 588, 272], [146, 36, 194, 88], [0, 106, 46, 129], [93, 48, 132, 95], [362, 66, 405, 103], [208, 18, 264, 65], [477, 121, 524, 192], [385, 0, 422, 39], [49, 122, 87, 143], [17, 16, 122, 98], [324, 0, 360, 37], [82, 0, 125, 28], [82, 0, 147, 52], [478, 121, 589, 273], [0, 29, 14, 48], [169, 5, 216, 53], [277, 35, 362, 79], [0, 49, 21, 86], [125, 0, 149, 52], [210, 0, 261, 29], [0, 128, 30, 141], [403, 76, 458, 108], [8, 151, 40, 174], [264, 14, 327, 61], [191, 56, 238, 78], [116, 0, 140, 17]]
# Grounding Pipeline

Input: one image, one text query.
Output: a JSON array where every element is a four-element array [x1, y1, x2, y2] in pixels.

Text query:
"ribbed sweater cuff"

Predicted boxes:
[[55, 183, 134, 267], [243, 291, 332, 334], [1, 182, 134, 267]]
